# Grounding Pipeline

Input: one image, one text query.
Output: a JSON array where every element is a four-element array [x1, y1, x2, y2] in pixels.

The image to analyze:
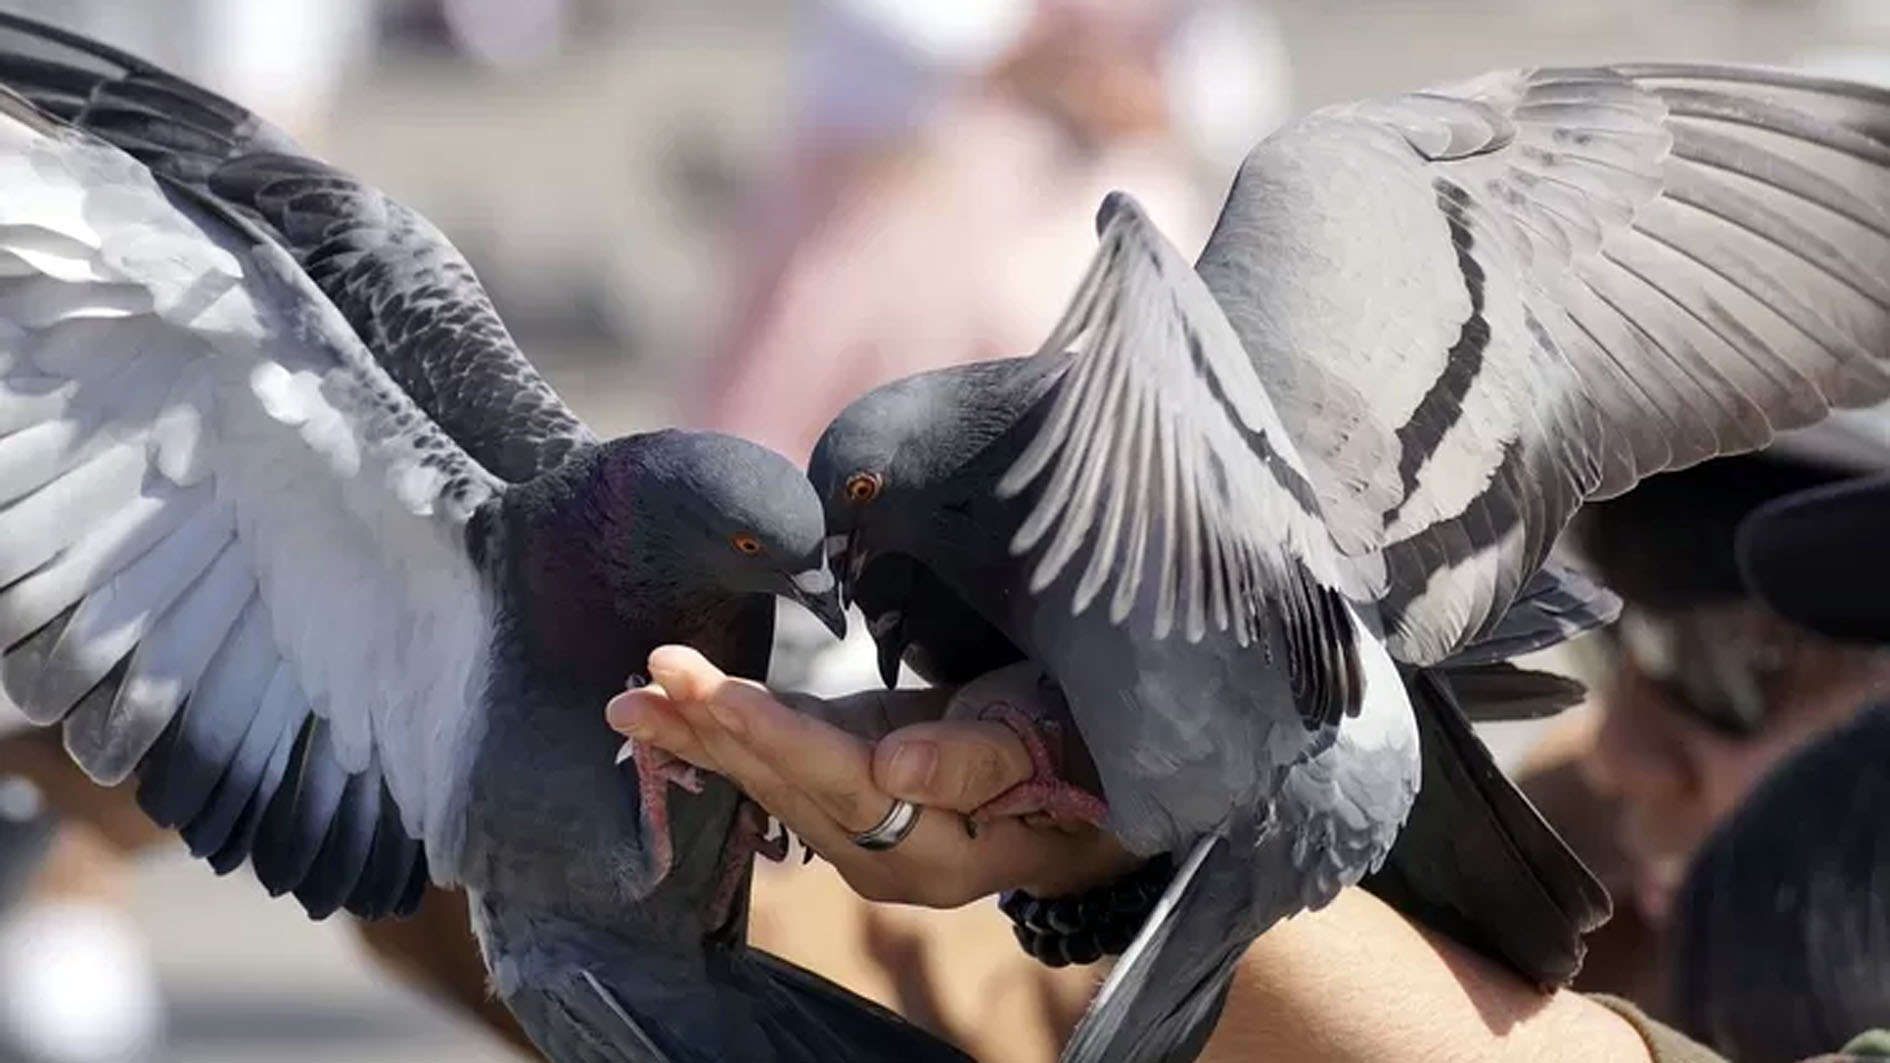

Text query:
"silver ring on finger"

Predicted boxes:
[[850, 797, 923, 852]]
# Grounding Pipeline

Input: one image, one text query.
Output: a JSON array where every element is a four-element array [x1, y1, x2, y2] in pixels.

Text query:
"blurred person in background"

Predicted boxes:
[[1662, 458, 1890, 1061], [689, 0, 1288, 464], [1667, 704, 1890, 1062], [1509, 420, 1890, 1018]]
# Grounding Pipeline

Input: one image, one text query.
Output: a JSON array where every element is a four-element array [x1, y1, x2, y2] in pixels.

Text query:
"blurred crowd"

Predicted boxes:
[[0, 0, 1889, 1061]]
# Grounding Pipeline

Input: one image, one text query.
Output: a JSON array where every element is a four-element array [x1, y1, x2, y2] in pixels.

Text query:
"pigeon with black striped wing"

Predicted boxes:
[[813, 64, 1890, 1063], [0, 13, 968, 1063]]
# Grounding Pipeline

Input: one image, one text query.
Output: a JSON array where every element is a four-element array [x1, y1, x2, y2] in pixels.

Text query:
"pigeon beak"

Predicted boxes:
[[788, 566, 848, 640], [826, 530, 868, 608], [868, 608, 909, 689]]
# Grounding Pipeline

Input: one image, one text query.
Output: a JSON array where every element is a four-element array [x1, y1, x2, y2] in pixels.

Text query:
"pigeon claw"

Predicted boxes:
[[756, 814, 791, 863], [969, 701, 1109, 828], [626, 739, 704, 794]]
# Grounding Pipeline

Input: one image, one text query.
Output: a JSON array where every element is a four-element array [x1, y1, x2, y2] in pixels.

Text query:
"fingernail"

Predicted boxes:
[[607, 696, 655, 738], [709, 702, 746, 737], [884, 742, 937, 793], [605, 694, 639, 730]]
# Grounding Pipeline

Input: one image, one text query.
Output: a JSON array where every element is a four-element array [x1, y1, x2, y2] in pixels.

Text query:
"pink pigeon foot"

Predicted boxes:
[[968, 701, 1109, 828], [704, 803, 766, 929], [625, 739, 705, 890], [704, 803, 815, 929]]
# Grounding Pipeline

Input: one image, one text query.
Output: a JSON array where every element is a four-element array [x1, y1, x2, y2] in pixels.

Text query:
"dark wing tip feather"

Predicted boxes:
[[347, 813, 429, 921], [0, 11, 158, 75], [1282, 568, 1365, 732], [1094, 189, 1136, 237], [1363, 670, 1610, 988]]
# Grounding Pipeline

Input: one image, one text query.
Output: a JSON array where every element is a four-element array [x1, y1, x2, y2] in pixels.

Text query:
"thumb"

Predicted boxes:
[[647, 645, 741, 703], [872, 721, 1035, 814], [646, 643, 790, 738]]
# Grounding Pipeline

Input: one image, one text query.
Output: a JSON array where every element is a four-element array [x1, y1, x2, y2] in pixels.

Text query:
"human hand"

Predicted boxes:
[[606, 646, 1135, 908]]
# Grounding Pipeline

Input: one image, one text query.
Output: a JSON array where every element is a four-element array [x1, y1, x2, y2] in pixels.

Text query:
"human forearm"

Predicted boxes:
[[1200, 889, 1654, 1063]]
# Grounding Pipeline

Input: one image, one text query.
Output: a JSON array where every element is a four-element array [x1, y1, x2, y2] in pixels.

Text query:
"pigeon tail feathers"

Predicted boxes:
[[1359, 668, 1610, 989]]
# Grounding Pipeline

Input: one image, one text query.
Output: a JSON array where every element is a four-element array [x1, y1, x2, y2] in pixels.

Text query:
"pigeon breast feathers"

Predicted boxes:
[[0, 90, 504, 918]]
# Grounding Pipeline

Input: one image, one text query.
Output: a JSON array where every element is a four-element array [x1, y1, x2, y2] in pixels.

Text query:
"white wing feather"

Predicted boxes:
[[0, 102, 500, 883]]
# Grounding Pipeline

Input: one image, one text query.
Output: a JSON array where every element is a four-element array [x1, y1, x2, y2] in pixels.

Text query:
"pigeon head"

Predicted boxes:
[[622, 430, 845, 636], [808, 355, 1066, 598]]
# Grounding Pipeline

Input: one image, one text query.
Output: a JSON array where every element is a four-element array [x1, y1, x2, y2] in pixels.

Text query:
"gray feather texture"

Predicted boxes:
[[0, 13, 960, 1063], [1008, 61, 1890, 1063], [814, 60, 1890, 1063], [1004, 66, 1890, 675]]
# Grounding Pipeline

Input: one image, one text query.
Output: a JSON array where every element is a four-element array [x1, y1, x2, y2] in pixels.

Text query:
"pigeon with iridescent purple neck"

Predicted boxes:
[[0, 13, 967, 1063]]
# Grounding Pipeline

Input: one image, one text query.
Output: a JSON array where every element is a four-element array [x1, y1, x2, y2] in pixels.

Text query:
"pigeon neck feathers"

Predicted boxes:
[[498, 438, 780, 696]]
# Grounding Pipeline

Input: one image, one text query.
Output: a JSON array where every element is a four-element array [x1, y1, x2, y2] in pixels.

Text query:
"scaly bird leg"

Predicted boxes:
[[703, 804, 816, 930], [617, 737, 704, 889], [968, 701, 1109, 829]]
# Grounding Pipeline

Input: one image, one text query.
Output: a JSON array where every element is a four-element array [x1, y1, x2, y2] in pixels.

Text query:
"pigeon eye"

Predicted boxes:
[[844, 472, 881, 503], [730, 534, 764, 556]]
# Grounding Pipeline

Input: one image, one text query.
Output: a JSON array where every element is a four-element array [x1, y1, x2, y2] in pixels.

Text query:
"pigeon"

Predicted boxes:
[[814, 360, 1614, 1060], [812, 62, 1890, 1063], [0, 14, 969, 1063]]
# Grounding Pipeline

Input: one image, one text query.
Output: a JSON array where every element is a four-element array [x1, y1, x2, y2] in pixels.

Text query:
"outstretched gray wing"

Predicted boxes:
[[0, 9, 596, 483], [0, 88, 501, 920], [1006, 65, 1890, 665]]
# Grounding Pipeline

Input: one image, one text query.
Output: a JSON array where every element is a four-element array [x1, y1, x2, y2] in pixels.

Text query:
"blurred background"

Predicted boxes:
[[0, 0, 1886, 1060]]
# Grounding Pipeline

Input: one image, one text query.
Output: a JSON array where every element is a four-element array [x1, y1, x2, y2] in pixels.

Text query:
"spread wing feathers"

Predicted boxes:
[[1442, 561, 1620, 669], [996, 192, 1355, 660], [0, 9, 595, 483], [1195, 64, 1890, 665], [0, 96, 499, 918]]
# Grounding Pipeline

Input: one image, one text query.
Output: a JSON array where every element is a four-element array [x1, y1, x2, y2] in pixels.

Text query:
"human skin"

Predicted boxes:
[[611, 645, 1657, 1063]]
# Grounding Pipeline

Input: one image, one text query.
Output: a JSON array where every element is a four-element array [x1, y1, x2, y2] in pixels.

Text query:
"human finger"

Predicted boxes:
[[648, 647, 899, 835], [871, 721, 1036, 813], [606, 685, 721, 774]]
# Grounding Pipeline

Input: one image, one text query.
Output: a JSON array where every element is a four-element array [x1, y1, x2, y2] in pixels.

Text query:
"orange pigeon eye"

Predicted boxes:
[[731, 534, 764, 556], [844, 472, 881, 503]]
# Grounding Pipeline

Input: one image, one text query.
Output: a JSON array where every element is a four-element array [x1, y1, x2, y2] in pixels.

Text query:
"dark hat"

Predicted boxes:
[[1738, 471, 1890, 645], [1573, 408, 1890, 617]]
